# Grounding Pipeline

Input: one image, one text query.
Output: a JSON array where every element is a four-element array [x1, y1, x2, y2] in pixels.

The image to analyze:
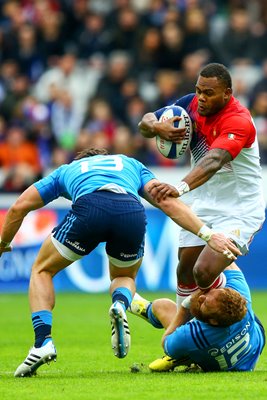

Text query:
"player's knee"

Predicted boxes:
[[177, 262, 195, 286], [152, 298, 175, 315], [31, 263, 55, 277], [193, 262, 213, 288], [152, 298, 176, 329]]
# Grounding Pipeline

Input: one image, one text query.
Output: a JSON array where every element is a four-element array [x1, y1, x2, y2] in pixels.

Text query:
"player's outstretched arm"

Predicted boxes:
[[162, 303, 192, 347], [148, 149, 233, 202], [143, 182, 241, 260], [0, 185, 44, 257]]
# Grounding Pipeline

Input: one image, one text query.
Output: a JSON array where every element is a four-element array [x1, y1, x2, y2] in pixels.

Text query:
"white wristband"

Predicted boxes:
[[181, 295, 192, 309], [197, 225, 213, 242], [175, 181, 190, 197]]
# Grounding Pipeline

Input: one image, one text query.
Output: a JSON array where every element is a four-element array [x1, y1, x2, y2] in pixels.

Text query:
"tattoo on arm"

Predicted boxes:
[[198, 148, 232, 172], [183, 148, 232, 190]]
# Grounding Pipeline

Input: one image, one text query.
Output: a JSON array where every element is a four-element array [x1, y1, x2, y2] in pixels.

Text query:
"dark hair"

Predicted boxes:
[[199, 63, 232, 89], [74, 148, 109, 160]]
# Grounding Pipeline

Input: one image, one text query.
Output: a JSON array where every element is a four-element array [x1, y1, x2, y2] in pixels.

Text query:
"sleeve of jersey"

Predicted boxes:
[[163, 325, 191, 359], [139, 165, 156, 193], [154, 94, 195, 119], [210, 116, 255, 159], [224, 270, 251, 304], [33, 166, 66, 205]]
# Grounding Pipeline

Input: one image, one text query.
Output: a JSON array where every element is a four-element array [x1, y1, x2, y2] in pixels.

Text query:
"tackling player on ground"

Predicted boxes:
[[130, 263, 265, 372]]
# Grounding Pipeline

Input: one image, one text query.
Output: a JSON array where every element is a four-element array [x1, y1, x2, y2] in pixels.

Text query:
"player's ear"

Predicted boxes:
[[224, 88, 232, 100]]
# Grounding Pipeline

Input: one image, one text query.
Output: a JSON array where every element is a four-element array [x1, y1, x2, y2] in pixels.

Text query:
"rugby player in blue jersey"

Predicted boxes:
[[130, 263, 265, 372], [0, 148, 240, 377]]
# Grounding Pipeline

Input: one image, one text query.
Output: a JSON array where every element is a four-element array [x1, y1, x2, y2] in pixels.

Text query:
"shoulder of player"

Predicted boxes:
[[219, 112, 256, 134], [174, 93, 196, 111], [225, 98, 253, 123]]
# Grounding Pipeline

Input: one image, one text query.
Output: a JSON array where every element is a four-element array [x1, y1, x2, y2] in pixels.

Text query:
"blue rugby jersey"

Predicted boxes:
[[34, 154, 155, 204], [164, 270, 265, 371]]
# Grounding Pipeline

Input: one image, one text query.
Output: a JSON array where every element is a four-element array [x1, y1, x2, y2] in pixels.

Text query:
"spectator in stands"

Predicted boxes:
[[249, 59, 267, 109], [10, 22, 45, 82], [218, 8, 259, 66], [135, 27, 162, 81], [176, 51, 208, 97], [159, 22, 185, 70], [153, 69, 181, 109], [33, 49, 101, 118], [82, 97, 117, 145], [50, 88, 84, 151], [183, 8, 216, 61], [0, 74, 30, 122], [250, 91, 267, 164], [0, 124, 41, 192], [95, 50, 133, 121], [76, 12, 111, 59], [109, 6, 140, 54], [38, 9, 65, 67]]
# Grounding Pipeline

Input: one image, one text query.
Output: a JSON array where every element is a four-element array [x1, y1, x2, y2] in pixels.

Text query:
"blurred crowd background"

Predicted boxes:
[[0, 0, 267, 193]]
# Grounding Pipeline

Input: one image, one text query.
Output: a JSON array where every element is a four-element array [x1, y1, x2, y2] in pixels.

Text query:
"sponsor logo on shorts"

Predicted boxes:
[[66, 239, 86, 252], [120, 252, 137, 258]]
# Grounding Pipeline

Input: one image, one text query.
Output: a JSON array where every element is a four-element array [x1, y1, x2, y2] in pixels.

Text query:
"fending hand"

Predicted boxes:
[[208, 233, 242, 260], [148, 182, 179, 202]]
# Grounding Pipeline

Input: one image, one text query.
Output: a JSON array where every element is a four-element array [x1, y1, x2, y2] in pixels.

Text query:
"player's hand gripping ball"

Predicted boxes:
[[156, 106, 192, 159]]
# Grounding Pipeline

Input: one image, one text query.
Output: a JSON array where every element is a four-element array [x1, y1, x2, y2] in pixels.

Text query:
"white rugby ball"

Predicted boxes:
[[156, 105, 192, 159]]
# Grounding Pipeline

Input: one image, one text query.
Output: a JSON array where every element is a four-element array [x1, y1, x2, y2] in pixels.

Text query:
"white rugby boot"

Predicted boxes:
[[14, 340, 57, 377], [109, 301, 131, 358]]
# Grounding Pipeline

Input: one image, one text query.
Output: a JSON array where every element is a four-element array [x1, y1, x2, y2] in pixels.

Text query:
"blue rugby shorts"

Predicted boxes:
[[52, 191, 147, 262]]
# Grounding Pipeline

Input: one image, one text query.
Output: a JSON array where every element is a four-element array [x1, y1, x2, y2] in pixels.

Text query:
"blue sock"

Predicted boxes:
[[112, 287, 132, 311], [32, 310, 52, 348], [147, 304, 163, 329]]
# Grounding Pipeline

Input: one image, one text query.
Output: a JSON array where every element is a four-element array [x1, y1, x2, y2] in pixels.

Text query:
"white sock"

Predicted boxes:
[[176, 284, 198, 307]]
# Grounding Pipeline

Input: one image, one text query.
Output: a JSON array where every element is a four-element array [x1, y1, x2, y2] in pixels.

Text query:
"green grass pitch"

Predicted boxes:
[[0, 291, 266, 400]]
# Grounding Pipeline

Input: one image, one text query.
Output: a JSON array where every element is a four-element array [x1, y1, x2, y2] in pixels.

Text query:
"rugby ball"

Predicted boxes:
[[156, 106, 192, 159]]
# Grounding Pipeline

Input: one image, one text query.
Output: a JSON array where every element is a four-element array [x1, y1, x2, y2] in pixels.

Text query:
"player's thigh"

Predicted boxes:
[[32, 235, 73, 276], [106, 210, 146, 263], [193, 245, 231, 285], [52, 208, 100, 257], [177, 246, 204, 283]]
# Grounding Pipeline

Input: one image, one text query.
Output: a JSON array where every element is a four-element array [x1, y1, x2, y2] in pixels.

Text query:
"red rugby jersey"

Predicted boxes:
[[154, 94, 265, 219], [187, 95, 256, 160]]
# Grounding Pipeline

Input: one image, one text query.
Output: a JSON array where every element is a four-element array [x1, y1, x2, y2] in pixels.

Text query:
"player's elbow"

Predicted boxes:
[[213, 156, 226, 171], [205, 149, 232, 173], [10, 198, 31, 219], [138, 113, 157, 138]]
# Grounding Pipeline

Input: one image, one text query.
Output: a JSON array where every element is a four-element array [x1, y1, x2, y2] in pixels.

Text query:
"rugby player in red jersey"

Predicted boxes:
[[139, 62, 265, 304]]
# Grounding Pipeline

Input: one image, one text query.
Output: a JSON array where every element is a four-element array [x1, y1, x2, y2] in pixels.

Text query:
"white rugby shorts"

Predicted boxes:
[[179, 214, 264, 255]]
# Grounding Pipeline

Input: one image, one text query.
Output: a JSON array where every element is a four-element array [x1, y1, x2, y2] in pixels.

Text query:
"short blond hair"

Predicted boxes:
[[213, 288, 247, 326], [190, 288, 247, 327]]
